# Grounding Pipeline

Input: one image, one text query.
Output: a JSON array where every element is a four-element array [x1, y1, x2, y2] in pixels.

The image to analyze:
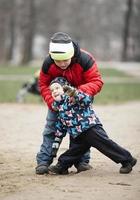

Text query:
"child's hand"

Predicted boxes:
[[63, 85, 77, 97], [53, 95, 62, 101]]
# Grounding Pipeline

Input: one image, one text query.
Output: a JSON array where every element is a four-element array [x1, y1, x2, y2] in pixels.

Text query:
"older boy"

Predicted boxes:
[[36, 32, 103, 174]]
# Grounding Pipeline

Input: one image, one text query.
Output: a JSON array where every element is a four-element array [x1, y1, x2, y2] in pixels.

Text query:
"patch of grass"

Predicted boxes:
[[95, 83, 140, 104], [0, 65, 140, 104], [0, 80, 140, 104], [0, 65, 40, 75], [0, 80, 41, 103], [99, 68, 130, 77], [0, 65, 129, 77]]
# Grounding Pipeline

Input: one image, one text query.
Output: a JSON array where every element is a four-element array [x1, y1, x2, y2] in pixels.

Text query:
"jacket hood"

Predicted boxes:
[[72, 40, 81, 59]]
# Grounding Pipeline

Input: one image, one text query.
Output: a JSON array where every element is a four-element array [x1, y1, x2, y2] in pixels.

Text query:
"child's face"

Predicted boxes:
[[50, 82, 64, 101], [54, 59, 71, 69]]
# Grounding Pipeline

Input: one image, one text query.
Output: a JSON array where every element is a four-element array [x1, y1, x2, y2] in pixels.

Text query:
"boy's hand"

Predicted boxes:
[[63, 85, 77, 97]]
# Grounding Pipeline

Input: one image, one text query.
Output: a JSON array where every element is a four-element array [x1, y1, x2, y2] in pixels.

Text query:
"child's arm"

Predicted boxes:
[[63, 85, 93, 106], [74, 91, 93, 106], [51, 119, 67, 157], [51, 96, 64, 111]]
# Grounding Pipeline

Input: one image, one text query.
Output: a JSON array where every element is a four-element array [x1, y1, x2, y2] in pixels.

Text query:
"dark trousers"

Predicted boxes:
[[58, 125, 133, 169]]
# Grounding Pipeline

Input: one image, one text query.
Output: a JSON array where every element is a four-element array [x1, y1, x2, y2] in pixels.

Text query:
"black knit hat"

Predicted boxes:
[[50, 77, 71, 87], [51, 32, 72, 44]]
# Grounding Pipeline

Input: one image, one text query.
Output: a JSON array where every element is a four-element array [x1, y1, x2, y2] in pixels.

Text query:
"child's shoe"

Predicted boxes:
[[120, 157, 137, 174], [35, 164, 49, 175], [48, 162, 69, 175], [76, 162, 93, 173]]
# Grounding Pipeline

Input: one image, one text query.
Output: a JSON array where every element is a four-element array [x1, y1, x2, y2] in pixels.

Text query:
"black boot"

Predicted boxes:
[[120, 157, 137, 174], [35, 163, 49, 175], [76, 162, 93, 173], [48, 162, 69, 175]]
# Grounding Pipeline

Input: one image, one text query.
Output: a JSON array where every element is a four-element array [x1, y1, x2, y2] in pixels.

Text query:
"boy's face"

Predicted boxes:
[[50, 82, 64, 101], [54, 59, 71, 69]]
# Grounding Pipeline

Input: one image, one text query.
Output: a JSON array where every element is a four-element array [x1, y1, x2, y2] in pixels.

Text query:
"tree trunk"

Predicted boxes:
[[20, 0, 36, 64], [0, 0, 8, 62], [6, 0, 16, 61], [122, 0, 133, 61]]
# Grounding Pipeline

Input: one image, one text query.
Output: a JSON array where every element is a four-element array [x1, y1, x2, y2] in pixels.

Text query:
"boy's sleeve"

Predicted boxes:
[[39, 70, 54, 110], [78, 59, 104, 96]]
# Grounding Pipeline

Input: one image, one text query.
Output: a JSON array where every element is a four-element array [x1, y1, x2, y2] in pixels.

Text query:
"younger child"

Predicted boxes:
[[49, 77, 137, 174]]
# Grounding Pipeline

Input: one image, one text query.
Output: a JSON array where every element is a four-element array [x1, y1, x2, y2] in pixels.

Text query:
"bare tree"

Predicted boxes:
[[6, 0, 16, 61], [19, 0, 36, 64], [122, 0, 133, 61], [0, 1, 6, 61], [129, 0, 140, 61], [0, 0, 10, 62], [0, 0, 139, 63], [36, 0, 60, 39]]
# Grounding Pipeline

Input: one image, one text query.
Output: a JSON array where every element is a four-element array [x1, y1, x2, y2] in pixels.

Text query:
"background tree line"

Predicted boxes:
[[0, 0, 139, 65]]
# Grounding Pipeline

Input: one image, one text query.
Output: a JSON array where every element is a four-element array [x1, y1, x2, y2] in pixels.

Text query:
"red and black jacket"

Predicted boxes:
[[39, 41, 104, 110]]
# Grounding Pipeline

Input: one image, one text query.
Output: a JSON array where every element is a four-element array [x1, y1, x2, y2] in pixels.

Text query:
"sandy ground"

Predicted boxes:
[[0, 102, 140, 200]]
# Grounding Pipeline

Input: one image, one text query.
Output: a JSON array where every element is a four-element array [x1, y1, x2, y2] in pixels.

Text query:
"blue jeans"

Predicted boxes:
[[36, 109, 90, 166]]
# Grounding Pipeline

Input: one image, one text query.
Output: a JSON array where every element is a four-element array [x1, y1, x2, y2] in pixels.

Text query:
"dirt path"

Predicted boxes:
[[0, 102, 140, 200]]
